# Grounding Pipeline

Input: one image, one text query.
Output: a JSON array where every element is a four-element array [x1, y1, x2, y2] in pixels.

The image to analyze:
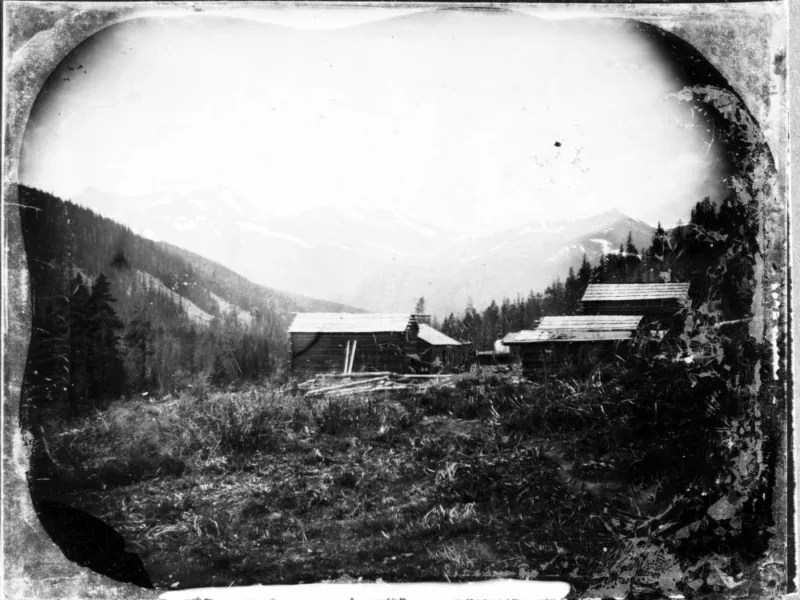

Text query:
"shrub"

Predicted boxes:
[[315, 396, 374, 435], [192, 389, 296, 454], [418, 385, 496, 420], [313, 394, 420, 439]]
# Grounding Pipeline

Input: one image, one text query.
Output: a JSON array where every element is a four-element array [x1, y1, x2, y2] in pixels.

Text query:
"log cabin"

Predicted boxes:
[[288, 313, 421, 376], [580, 283, 690, 326], [503, 315, 644, 378], [417, 324, 468, 370]]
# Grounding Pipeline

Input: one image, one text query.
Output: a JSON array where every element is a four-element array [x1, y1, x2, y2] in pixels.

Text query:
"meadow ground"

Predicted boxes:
[[37, 368, 750, 594]]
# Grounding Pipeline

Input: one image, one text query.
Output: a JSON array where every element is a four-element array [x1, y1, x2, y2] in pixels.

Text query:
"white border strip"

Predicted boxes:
[[160, 579, 571, 600]]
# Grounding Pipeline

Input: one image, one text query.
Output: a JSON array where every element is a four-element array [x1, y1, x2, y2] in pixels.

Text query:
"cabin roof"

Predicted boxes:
[[418, 324, 463, 346], [503, 315, 643, 345], [581, 283, 691, 302], [289, 313, 415, 334], [538, 315, 644, 331], [506, 330, 635, 343]]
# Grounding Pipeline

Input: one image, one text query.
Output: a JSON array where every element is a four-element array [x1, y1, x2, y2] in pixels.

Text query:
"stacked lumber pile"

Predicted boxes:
[[298, 372, 457, 398]]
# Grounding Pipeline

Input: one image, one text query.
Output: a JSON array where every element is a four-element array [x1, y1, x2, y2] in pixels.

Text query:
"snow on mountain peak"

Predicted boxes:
[[589, 238, 614, 254]]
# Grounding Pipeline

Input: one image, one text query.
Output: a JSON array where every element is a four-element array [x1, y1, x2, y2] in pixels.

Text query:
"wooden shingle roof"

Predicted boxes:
[[289, 313, 415, 334], [538, 315, 644, 331], [503, 315, 643, 345], [581, 283, 690, 302], [505, 330, 635, 343], [418, 324, 463, 346]]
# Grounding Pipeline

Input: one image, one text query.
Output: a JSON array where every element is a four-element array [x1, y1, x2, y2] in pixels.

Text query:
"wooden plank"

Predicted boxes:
[[327, 383, 413, 397], [348, 340, 358, 373], [306, 377, 388, 395], [395, 374, 456, 380], [322, 371, 394, 378]]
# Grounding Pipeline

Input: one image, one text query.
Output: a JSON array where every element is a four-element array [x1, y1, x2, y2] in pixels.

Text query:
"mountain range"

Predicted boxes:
[[73, 186, 658, 317]]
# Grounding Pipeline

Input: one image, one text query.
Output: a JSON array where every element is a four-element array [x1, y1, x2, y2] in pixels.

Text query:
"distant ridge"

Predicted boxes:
[[155, 239, 366, 316], [21, 184, 364, 333], [69, 186, 659, 317]]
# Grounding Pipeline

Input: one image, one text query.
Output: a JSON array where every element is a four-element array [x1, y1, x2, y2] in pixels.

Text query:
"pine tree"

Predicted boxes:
[[625, 230, 638, 255], [649, 222, 667, 262], [88, 273, 125, 405], [463, 299, 483, 349], [578, 254, 592, 287], [18, 185, 74, 421], [482, 300, 501, 344], [564, 267, 580, 315], [209, 353, 230, 387], [441, 313, 458, 339], [543, 279, 566, 316], [125, 305, 155, 392], [500, 297, 513, 336], [181, 326, 199, 374], [595, 254, 608, 283], [68, 274, 92, 416]]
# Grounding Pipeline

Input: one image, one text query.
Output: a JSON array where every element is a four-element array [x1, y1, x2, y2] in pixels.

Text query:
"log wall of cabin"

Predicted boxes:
[[418, 342, 471, 369], [518, 341, 626, 378], [580, 300, 684, 317], [417, 342, 443, 365], [290, 331, 419, 375]]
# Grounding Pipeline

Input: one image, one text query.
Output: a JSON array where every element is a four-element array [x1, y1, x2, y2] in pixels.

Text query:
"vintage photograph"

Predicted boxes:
[[3, 2, 791, 598]]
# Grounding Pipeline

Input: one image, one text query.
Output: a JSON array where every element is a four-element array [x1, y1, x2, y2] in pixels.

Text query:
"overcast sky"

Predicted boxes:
[[20, 7, 727, 233]]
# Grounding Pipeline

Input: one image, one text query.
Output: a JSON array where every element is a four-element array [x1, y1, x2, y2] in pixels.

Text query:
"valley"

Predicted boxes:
[[73, 186, 658, 317]]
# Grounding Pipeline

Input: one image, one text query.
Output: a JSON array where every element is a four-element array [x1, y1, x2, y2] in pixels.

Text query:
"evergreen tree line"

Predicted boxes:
[[438, 195, 756, 351], [18, 181, 757, 418], [17, 185, 309, 419]]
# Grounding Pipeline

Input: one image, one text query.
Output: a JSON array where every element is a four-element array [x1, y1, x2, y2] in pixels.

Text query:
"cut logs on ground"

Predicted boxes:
[[298, 372, 457, 398]]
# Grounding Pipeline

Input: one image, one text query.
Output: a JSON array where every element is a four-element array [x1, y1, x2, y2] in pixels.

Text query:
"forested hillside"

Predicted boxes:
[[17, 184, 359, 418]]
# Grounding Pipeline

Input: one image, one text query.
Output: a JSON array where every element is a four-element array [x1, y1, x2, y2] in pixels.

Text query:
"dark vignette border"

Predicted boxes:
[[1, 2, 790, 598]]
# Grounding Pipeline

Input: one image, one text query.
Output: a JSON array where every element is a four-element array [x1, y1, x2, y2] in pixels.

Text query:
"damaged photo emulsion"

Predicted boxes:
[[11, 5, 787, 597]]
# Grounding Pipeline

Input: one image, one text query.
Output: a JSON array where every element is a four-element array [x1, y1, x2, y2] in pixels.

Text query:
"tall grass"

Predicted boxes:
[[50, 385, 314, 486], [417, 368, 623, 432], [50, 383, 425, 488], [48, 366, 658, 490]]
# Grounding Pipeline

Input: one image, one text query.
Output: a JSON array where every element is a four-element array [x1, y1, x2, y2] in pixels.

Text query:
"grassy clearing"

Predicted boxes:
[[39, 369, 710, 591], [49, 387, 313, 486]]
